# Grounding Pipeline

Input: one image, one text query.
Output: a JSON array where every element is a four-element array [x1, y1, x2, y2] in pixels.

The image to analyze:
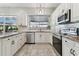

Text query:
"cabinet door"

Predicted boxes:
[[19, 34, 25, 47], [73, 46, 79, 56], [62, 37, 70, 56], [22, 33, 26, 44], [16, 34, 22, 50], [35, 33, 52, 44], [2, 38, 12, 56], [17, 11, 27, 26], [40, 33, 52, 44], [72, 42, 79, 56], [35, 33, 41, 43], [11, 36, 17, 55], [0, 39, 2, 56], [62, 37, 75, 56], [72, 4, 79, 22], [63, 3, 71, 13]]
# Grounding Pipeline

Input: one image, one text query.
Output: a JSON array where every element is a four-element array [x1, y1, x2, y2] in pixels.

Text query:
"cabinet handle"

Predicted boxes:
[[12, 41, 15, 45], [8, 39, 10, 40], [72, 50, 75, 56], [70, 49, 73, 54], [70, 49, 75, 56], [40, 35, 41, 37], [65, 40, 67, 42]]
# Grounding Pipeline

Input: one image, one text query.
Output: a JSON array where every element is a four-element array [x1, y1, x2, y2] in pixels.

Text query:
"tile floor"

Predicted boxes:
[[15, 43, 58, 56]]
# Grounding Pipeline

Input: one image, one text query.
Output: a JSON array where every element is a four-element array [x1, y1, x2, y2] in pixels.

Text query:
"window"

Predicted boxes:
[[29, 15, 49, 29], [0, 16, 18, 33]]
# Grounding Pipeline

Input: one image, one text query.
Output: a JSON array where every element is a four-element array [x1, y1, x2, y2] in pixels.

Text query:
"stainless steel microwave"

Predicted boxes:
[[58, 9, 71, 24]]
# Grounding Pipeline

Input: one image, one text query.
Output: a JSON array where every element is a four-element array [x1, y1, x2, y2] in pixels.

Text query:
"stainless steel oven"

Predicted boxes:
[[53, 34, 62, 56]]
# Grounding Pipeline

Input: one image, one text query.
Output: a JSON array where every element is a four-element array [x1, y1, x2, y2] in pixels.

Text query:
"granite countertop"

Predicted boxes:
[[0, 30, 52, 38], [26, 30, 52, 33], [62, 35, 79, 43], [53, 33, 79, 43], [0, 31, 26, 38]]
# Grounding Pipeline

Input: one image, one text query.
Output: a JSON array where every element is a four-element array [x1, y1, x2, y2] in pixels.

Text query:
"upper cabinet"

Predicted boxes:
[[17, 10, 28, 26], [59, 3, 79, 22], [71, 4, 79, 22], [62, 3, 71, 13], [50, 3, 79, 26]]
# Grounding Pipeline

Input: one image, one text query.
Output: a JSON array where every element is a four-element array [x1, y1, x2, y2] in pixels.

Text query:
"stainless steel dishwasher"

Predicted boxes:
[[27, 32, 35, 44]]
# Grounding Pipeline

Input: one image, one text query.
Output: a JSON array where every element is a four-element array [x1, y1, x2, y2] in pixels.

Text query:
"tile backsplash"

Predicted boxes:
[[55, 23, 79, 33]]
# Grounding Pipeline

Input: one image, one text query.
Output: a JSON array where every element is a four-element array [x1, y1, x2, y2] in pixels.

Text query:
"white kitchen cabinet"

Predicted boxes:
[[2, 37, 12, 56], [71, 42, 79, 56], [17, 11, 28, 26], [62, 37, 75, 56], [50, 4, 66, 28], [15, 33, 26, 53], [0, 39, 2, 56], [71, 4, 79, 22], [35, 33, 41, 43], [16, 33, 26, 51], [11, 35, 18, 55], [40, 33, 52, 44], [72, 46, 79, 56], [22, 33, 27, 44], [35, 32, 52, 44], [62, 3, 71, 13], [1, 32, 26, 56]]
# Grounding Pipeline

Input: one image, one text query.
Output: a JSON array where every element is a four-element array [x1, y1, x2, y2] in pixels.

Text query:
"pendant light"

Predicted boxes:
[[39, 4, 42, 14]]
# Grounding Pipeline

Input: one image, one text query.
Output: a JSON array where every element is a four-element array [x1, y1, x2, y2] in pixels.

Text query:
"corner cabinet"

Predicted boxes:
[[35, 32, 52, 44]]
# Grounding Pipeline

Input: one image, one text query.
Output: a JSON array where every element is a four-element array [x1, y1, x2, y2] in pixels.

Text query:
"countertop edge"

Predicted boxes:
[[0, 31, 26, 39]]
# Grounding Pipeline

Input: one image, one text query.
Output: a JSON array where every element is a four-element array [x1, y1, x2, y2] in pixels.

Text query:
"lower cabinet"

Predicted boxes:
[[35, 32, 52, 44], [2, 38, 12, 56], [0, 39, 2, 56], [1, 32, 26, 56], [11, 35, 18, 55], [62, 37, 79, 56]]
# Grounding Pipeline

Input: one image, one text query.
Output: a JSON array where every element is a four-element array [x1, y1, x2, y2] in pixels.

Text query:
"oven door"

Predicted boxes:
[[53, 35, 62, 56]]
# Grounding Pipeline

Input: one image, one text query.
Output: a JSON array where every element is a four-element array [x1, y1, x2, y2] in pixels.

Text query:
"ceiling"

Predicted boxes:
[[0, 3, 60, 15]]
